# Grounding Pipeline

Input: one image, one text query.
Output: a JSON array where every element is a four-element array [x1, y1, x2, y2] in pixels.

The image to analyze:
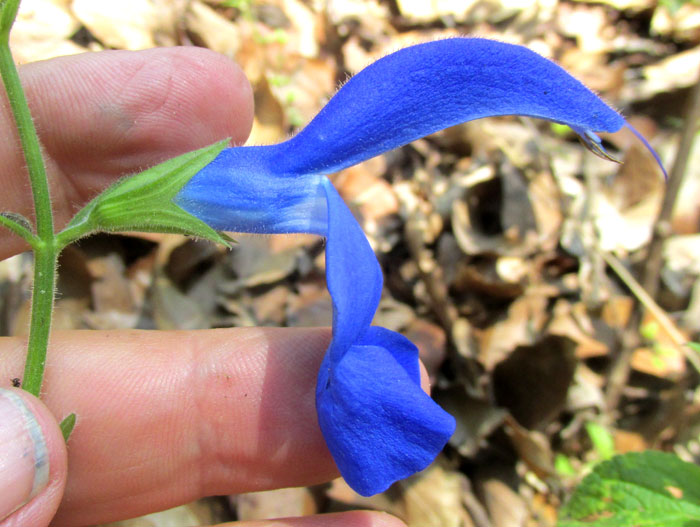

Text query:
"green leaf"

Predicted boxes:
[[687, 342, 700, 354], [0, 211, 31, 231], [585, 422, 615, 461], [59, 412, 76, 442], [555, 453, 577, 477], [0, 210, 37, 245], [58, 140, 232, 248], [558, 451, 700, 527], [640, 321, 660, 341]]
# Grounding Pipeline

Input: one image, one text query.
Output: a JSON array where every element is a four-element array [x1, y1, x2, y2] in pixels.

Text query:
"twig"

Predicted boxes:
[[643, 69, 700, 298], [600, 249, 700, 375], [399, 193, 482, 391], [581, 155, 604, 308], [404, 220, 460, 337], [606, 70, 700, 409]]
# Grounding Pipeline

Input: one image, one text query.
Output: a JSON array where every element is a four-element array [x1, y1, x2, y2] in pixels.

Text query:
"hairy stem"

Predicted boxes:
[[0, 28, 57, 397], [22, 245, 57, 395], [0, 46, 53, 239]]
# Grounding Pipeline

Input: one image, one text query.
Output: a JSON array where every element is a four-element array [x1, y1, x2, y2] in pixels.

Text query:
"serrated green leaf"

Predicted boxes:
[[58, 140, 231, 247], [558, 451, 700, 527], [59, 412, 76, 442]]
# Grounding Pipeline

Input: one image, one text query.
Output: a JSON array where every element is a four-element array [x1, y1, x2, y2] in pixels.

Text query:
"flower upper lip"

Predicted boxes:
[[174, 36, 665, 496]]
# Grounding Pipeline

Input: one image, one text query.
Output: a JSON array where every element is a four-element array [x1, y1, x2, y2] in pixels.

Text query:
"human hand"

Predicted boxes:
[[0, 47, 406, 527]]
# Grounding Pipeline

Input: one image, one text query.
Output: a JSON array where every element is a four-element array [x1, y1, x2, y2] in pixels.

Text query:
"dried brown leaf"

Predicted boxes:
[[187, 0, 241, 57], [652, 3, 700, 43], [12, 0, 84, 62], [71, 0, 186, 49], [235, 487, 317, 521], [400, 462, 473, 527]]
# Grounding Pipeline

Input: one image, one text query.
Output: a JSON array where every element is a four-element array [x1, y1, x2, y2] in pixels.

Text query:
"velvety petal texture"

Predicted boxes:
[[276, 38, 626, 176], [316, 331, 457, 497], [177, 37, 655, 231], [174, 37, 665, 496], [317, 179, 456, 496], [321, 179, 382, 362], [175, 147, 328, 234]]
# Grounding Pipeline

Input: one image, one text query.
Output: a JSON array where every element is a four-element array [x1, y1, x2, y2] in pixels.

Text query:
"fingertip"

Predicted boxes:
[[419, 360, 430, 394], [0, 388, 67, 527], [148, 46, 254, 147], [336, 511, 407, 527], [227, 510, 407, 527], [368, 511, 409, 527], [23, 46, 254, 177]]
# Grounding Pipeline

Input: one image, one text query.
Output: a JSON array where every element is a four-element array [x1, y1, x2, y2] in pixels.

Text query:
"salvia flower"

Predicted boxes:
[[174, 37, 664, 496]]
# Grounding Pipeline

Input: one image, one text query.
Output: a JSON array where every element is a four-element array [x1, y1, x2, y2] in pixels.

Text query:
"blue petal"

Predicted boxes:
[[276, 37, 626, 176], [322, 178, 382, 363], [175, 146, 327, 234], [177, 38, 663, 232], [318, 180, 454, 496], [316, 332, 456, 497], [358, 326, 421, 384]]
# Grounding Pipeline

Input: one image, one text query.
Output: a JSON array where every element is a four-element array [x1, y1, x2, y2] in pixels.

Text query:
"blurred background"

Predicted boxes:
[[3, 0, 700, 525]]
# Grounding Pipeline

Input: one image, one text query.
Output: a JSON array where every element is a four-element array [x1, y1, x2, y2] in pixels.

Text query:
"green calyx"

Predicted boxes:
[[57, 140, 233, 248]]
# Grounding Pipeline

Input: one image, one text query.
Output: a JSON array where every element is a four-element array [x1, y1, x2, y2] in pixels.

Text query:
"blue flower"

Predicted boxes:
[[175, 37, 664, 496]]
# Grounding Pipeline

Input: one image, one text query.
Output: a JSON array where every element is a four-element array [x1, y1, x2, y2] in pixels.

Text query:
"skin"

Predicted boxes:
[[0, 47, 409, 527]]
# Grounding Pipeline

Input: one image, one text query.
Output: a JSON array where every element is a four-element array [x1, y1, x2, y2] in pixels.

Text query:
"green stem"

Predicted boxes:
[[0, 43, 53, 240], [0, 1, 21, 41], [55, 216, 93, 251], [22, 244, 57, 396], [0, 18, 57, 397]]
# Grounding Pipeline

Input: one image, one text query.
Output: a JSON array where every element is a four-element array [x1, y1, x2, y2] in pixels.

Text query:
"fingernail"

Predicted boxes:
[[0, 388, 49, 521]]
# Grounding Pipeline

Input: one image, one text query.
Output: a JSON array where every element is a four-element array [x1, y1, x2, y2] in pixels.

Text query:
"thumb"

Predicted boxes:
[[0, 388, 67, 527]]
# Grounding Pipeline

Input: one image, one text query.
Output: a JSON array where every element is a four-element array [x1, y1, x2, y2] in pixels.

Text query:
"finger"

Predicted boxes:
[[0, 328, 337, 527], [419, 360, 430, 393], [0, 47, 254, 259], [0, 388, 67, 527], [222, 511, 407, 527]]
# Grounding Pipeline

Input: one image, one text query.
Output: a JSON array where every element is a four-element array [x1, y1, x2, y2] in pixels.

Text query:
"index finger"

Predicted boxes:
[[0, 328, 337, 527]]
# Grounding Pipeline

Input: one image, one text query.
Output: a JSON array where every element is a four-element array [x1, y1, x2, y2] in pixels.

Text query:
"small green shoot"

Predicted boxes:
[[585, 422, 615, 461], [60, 413, 76, 442]]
